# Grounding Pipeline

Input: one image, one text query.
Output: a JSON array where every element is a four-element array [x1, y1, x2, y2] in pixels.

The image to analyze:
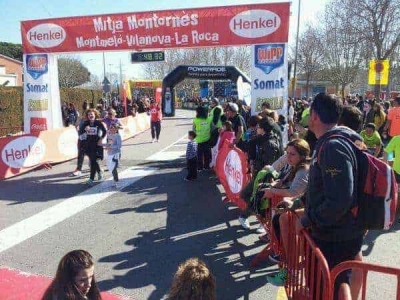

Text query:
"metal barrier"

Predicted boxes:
[[331, 260, 400, 300], [284, 211, 332, 300]]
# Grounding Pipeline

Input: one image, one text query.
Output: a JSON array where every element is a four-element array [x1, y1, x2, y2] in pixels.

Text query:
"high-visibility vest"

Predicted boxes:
[[193, 117, 211, 143], [208, 105, 223, 129]]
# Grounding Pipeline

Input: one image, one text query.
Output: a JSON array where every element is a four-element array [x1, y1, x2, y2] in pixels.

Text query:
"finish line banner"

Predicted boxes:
[[21, 3, 289, 53]]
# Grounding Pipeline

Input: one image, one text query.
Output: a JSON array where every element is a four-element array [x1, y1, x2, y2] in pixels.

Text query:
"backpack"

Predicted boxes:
[[250, 169, 279, 215], [318, 134, 398, 230]]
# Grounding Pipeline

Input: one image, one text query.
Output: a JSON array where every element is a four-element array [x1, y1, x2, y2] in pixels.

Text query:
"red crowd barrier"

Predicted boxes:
[[214, 141, 400, 300]]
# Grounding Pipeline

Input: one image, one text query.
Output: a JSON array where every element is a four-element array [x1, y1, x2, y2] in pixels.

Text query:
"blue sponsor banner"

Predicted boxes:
[[254, 44, 285, 75], [26, 54, 48, 80]]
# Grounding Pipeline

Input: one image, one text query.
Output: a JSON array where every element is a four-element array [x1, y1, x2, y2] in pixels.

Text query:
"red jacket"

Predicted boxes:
[[218, 131, 235, 150], [149, 104, 162, 122]]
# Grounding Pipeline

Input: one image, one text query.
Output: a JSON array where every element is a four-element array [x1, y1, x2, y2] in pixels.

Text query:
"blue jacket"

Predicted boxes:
[[301, 126, 366, 241]]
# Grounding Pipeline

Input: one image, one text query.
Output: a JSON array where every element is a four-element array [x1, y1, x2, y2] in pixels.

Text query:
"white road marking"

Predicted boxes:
[[0, 167, 157, 254], [145, 151, 186, 161], [0, 134, 188, 254]]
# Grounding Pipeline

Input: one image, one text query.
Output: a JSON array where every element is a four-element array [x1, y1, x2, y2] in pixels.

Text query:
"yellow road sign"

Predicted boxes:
[[368, 60, 389, 85]]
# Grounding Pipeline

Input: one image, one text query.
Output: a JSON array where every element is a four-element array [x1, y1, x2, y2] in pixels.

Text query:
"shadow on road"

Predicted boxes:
[[98, 168, 273, 300], [362, 221, 400, 257]]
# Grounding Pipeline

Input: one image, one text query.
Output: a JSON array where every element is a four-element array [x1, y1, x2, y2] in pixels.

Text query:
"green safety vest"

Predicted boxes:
[[208, 105, 223, 129], [193, 117, 211, 143]]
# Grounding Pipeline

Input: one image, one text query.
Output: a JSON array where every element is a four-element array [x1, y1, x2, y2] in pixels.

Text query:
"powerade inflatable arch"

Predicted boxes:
[[162, 65, 251, 117]]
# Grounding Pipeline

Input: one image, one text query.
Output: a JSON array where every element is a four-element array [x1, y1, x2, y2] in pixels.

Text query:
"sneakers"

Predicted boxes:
[[97, 171, 104, 181], [268, 253, 281, 264], [238, 217, 251, 230], [266, 268, 287, 286], [72, 170, 82, 176], [156, 139, 159, 143], [184, 178, 196, 182], [85, 179, 94, 187], [152, 138, 156, 143], [113, 181, 119, 188], [256, 224, 266, 234]]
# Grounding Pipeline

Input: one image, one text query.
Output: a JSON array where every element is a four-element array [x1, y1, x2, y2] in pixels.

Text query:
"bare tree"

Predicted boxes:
[[58, 55, 90, 88], [320, 0, 367, 97], [343, 0, 400, 97], [297, 25, 324, 97]]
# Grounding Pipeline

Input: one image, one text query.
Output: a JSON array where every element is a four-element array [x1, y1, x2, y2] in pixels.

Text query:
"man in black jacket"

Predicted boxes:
[[297, 93, 365, 298], [238, 117, 281, 230]]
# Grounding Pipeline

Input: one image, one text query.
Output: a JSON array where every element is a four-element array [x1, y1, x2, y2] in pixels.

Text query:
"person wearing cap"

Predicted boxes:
[[226, 103, 247, 150]]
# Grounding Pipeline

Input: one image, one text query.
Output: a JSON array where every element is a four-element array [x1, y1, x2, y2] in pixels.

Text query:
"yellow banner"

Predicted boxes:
[[368, 60, 389, 85]]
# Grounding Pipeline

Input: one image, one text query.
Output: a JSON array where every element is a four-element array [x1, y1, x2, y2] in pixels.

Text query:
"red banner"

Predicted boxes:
[[215, 141, 250, 211], [21, 3, 290, 54]]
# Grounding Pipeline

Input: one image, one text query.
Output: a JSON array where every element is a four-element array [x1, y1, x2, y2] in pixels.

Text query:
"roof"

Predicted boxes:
[[0, 54, 23, 65]]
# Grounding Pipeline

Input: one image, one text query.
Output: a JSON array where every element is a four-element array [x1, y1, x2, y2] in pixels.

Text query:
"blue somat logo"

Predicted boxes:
[[255, 44, 285, 74], [26, 54, 48, 80]]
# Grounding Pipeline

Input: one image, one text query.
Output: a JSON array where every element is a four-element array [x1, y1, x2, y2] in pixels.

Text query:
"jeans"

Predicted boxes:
[[151, 121, 161, 140], [76, 141, 85, 171]]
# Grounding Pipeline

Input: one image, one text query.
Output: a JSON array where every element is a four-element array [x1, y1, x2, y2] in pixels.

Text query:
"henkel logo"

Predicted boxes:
[[30, 117, 48, 133], [27, 23, 66, 48], [255, 44, 285, 74], [230, 10, 281, 38], [1, 136, 46, 168], [26, 54, 48, 80], [224, 150, 243, 194]]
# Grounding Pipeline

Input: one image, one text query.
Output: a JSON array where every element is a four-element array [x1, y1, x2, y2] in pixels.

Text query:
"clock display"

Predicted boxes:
[[131, 51, 165, 63]]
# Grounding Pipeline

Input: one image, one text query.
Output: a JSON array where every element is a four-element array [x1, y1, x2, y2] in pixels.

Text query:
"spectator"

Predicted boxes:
[[297, 93, 365, 299], [217, 121, 235, 150], [384, 96, 400, 138], [208, 98, 224, 148], [193, 106, 212, 171], [226, 103, 247, 151], [67, 103, 79, 127], [61, 102, 69, 127], [166, 258, 216, 300], [338, 106, 363, 132], [105, 123, 122, 188], [373, 103, 386, 133], [363, 100, 375, 128], [185, 131, 198, 181], [41, 250, 102, 300], [384, 134, 400, 183], [238, 117, 281, 230], [360, 123, 382, 157]]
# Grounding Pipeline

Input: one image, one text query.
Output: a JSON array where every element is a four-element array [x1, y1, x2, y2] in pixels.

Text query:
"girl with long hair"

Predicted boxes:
[[42, 250, 102, 300]]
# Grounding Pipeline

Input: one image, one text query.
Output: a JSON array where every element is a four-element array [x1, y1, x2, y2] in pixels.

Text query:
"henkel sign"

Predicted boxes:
[[21, 3, 289, 53], [224, 150, 243, 194], [229, 9, 281, 38], [27, 23, 66, 48], [1, 136, 46, 169]]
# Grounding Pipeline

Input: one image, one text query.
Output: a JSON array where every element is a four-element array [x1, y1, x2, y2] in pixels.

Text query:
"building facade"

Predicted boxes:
[[0, 54, 23, 86]]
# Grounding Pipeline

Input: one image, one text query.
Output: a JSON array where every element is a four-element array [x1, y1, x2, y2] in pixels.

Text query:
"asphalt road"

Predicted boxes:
[[0, 109, 281, 300]]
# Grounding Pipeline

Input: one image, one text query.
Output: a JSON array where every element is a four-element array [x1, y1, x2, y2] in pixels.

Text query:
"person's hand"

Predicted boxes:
[[295, 217, 304, 235], [85, 126, 90, 132], [229, 142, 235, 148]]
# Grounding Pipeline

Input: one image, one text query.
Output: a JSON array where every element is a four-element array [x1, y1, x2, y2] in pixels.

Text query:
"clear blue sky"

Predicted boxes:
[[1, 0, 328, 79]]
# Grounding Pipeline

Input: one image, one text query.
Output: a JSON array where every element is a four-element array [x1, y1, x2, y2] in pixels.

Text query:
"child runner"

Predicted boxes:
[[105, 123, 122, 188], [185, 131, 198, 181], [217, 121, 235, 150]]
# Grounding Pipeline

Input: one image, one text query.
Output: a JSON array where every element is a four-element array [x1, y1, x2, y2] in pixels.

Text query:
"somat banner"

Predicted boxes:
[[21, 3, 290, 53], [215, 141, 250, 211]]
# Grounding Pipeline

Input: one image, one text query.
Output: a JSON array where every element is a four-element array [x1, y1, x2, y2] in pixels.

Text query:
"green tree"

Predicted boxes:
[[0, 42, 23, 61], [58, 56, 90, 88]]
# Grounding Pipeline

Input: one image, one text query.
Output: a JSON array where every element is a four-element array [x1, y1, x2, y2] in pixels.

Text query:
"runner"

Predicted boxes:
[[149, 99, 162, 143]]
